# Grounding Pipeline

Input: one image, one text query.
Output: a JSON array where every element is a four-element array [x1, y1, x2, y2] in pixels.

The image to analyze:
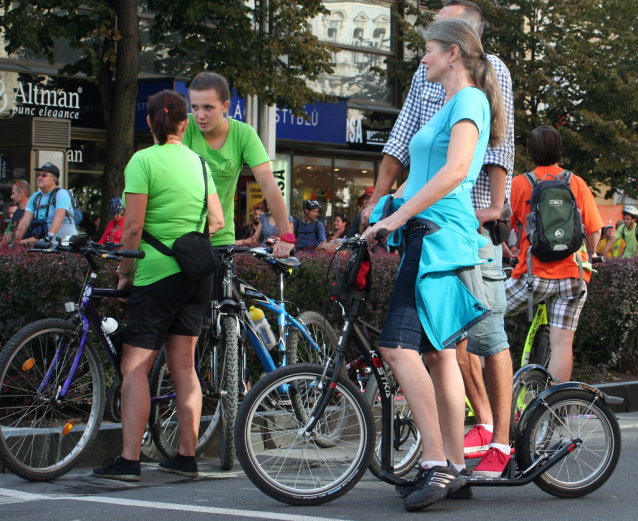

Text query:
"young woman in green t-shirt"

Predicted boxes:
[[93, 90, 225, 482], [183, 72, 295, 257]]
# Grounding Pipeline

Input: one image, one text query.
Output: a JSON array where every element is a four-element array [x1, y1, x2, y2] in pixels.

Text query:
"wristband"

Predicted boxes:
[[116, 265, 134, 277], [280, 233, 296, 244]]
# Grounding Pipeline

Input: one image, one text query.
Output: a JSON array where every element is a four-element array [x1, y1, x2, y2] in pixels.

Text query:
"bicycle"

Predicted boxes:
[[147, 245, 339, 470], [234, 233, 621, 506], [0, 235, 145, 481]]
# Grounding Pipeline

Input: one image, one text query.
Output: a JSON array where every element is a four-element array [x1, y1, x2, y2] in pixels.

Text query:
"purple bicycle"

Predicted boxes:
[[0, 235, 144, 481]]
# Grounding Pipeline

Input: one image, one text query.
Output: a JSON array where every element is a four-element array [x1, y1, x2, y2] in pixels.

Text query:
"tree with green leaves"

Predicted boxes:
[[0, 1, 335, 226], [388, 0, 638, 199]]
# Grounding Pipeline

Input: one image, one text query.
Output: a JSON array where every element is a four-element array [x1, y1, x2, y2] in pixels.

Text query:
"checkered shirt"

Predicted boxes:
[[383, 56, 515, 210]]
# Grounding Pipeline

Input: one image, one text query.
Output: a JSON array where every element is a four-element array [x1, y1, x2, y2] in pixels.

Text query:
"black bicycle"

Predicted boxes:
[[148, 245, 339, 470], [234, 233, 622, 505]]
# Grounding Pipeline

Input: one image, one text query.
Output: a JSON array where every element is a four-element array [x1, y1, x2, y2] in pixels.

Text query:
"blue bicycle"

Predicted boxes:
[[148, 245, 339, 470]]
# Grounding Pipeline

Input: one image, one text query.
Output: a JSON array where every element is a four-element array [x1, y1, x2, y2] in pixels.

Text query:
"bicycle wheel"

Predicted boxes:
[[218, 316, 239, 470], [149, 325, 220, 459], [287, 311, 339, 365], [105, 378, 122, 423], [535, 327, 551, 367], [0, 319, 105, 481], [516, 389, 621, 498], [510, 369, 551, 441], [365, 365, 421, 478], [235, 363, 374, 506]]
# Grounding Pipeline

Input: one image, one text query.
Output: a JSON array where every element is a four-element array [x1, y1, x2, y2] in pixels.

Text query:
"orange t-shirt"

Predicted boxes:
[[510, 166, 603, 282]]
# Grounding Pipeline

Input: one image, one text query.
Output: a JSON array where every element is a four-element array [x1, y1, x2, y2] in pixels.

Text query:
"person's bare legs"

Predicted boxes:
[[120, 344, 158, 461], [548, 327, 575, 383], [164, 333, 201, 457], [380, 346, 446, 462], [483, 349, 513, 446], [455, 338, 493, 425], [424, 349, 466, 465]]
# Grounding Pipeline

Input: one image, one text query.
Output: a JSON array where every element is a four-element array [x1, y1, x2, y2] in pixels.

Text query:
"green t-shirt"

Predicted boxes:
[[183, 115, 270, 246], [616, 223, 638, 258], [123, 144, 216, 286]]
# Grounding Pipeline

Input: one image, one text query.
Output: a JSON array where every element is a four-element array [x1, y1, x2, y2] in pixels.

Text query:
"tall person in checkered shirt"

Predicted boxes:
[[361, 0, 516, 481]]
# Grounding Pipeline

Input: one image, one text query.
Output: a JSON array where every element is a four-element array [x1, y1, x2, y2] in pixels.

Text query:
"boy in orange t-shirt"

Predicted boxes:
[[504, 126, 603, 382]]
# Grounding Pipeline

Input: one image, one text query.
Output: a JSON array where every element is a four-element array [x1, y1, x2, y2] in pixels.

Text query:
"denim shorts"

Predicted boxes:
[[378, 228, 456, 354], [464, 229, 510, 357]]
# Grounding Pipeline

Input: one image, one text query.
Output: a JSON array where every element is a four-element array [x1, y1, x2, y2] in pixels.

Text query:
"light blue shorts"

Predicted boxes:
[[459, 229, 510, 357]]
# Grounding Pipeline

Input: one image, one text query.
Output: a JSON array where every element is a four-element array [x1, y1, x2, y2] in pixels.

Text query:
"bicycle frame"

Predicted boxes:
[[39, 257, 127, 399], [212, 247, 326, 393], [520, 302, 548, 367]]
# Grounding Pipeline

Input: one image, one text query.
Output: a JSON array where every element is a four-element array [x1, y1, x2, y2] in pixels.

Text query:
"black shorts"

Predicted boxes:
[[123, 271, 214, 350]]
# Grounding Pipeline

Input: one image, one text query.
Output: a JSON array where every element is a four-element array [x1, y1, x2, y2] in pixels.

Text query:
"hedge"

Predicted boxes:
[[1, 245, 637, 372]]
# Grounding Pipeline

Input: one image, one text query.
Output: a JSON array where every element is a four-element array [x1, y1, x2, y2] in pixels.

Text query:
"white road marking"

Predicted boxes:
[[0, 487, 351, 521]]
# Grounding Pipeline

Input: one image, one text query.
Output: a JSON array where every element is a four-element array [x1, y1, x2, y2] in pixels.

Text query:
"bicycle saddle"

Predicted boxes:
[[275, 256, 301, 268]]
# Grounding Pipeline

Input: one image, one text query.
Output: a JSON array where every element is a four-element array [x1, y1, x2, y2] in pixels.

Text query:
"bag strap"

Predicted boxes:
[[523, 171, 538, 188], [559, 169, 573, 184], [314, 219, 319, 240], [294, 219, 300, 237], [142, 156, 209, 256]]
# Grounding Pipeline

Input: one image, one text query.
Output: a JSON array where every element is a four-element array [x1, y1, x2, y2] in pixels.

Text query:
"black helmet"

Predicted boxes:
[[304, 200, 322, 211]]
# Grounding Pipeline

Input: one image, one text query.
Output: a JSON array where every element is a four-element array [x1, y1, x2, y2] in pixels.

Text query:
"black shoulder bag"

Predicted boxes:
[[142, 157, 221, 281]]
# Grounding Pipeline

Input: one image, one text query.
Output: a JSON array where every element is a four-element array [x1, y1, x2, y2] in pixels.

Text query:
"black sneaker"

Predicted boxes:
[[92, 456, 141, 482], [159, 455, 199, 478], [396, 467, 472, 499], [403, 461, 465, 512]]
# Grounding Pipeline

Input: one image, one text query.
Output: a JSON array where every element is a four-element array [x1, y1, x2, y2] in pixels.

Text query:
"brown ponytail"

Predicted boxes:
[[423, 19, 506, 147], [147, 90, 188, 145]]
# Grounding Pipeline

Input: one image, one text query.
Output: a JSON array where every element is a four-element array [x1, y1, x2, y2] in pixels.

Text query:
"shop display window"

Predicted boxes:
[[292, 155, 374, 235]]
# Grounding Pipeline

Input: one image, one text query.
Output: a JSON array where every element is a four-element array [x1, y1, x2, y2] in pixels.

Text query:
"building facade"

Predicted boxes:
[[0, 0, 414, 236]]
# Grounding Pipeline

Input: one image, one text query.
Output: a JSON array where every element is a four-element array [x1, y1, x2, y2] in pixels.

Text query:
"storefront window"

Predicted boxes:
[[67, 139, 106, 218], [292, 156, 333, 225], [291, 155, 374, 235], [333, 159, 375, 233]]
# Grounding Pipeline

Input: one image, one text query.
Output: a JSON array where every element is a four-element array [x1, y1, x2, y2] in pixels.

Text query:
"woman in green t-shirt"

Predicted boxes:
[[93, 90, 224, 482], [184, 72, 295, 257]]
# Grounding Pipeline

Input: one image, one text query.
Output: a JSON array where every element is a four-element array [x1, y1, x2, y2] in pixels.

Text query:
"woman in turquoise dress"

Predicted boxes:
[[363, 18, 506, 510]]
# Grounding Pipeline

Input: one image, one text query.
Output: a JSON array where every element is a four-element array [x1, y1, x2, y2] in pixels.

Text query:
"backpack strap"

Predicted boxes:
[[523, 171, 538, 188], [314, 219, 319, 240], [294, 219, 300, 237], [559, 170, 574, 184]]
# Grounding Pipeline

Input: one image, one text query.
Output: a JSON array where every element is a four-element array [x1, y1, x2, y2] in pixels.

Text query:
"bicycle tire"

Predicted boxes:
[[105, 378, 122, 423], [235, 363, 374, 506], [516, 389, 621, 498], [287, 311, 339, 365], [535, 327, 551, 368], [149, 326, 220, 459], [365, 364, 421, 478], [510, 369, 551, 442], [218, 316, 239, 470], [0, 319, 105, 481]]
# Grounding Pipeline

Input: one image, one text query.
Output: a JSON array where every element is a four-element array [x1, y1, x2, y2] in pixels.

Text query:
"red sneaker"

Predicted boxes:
[[463, 425, 492, 454], [473, 447, 510, 477]]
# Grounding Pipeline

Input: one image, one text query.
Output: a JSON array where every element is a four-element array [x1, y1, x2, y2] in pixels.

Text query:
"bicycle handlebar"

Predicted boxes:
[[119, 249, 146, 259], [28, 235, 145, 259]]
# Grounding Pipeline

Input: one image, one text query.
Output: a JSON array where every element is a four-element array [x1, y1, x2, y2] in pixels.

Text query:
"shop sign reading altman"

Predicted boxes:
[[2, 80, 82, 119]]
